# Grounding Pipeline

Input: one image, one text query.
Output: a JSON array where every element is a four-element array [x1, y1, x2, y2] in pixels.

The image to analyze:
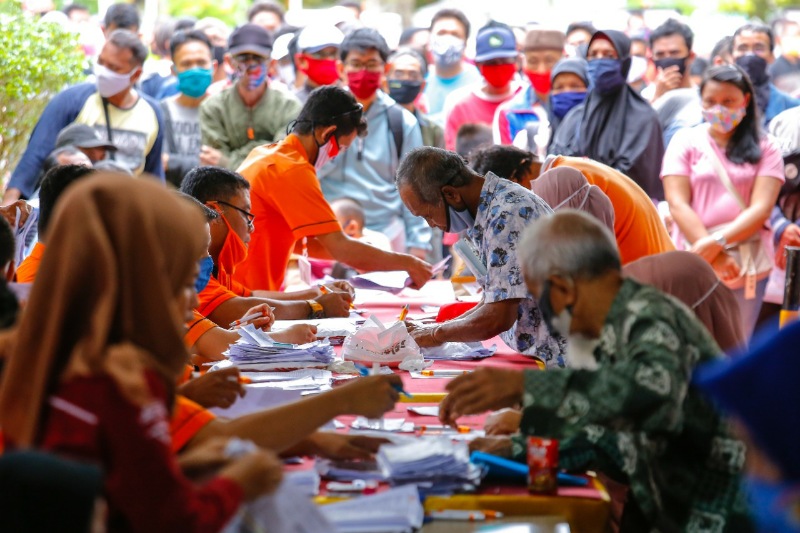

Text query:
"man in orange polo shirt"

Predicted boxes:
[[233, 85, 433, 292]]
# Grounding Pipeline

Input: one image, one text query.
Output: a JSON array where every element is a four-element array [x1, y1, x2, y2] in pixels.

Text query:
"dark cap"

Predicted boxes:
[[228, 23, 273, 58], [341, 27, 390, 61], [55, 124, 117, 151], [475, 23, 518, 63]]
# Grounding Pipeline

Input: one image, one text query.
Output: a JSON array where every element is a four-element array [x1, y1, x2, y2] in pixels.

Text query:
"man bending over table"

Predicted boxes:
[[440, 210, 751, 531], [396, 146, 564, 366]]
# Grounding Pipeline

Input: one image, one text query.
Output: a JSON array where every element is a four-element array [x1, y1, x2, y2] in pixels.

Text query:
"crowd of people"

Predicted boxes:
[[1, 1, 800, 531]]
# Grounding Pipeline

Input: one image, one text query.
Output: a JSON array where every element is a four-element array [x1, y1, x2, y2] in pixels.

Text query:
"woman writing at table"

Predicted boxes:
[[0, 176, 283, 532], [662, 64, 784, 338]]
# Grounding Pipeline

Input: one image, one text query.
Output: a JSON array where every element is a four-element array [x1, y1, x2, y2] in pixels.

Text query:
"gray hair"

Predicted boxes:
[[106, 29, 148, 67], [518, 209, 620, 284], [395, 146, 473, 205]]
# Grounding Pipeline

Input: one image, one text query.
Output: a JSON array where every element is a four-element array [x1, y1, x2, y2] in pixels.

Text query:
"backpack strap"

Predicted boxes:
[[386, 104, 404, 160]]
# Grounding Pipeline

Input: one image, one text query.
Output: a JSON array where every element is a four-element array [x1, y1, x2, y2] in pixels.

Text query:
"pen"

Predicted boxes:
[[354, 363, 411, 398], [319, 284, 355, 309], [420, 369, 471, 377], [229, 307, 275, 328], [398, 304, 409, 321], [416, 424, 471, 434], [227, 375, 252, 384], [428, 510, 503, 521]]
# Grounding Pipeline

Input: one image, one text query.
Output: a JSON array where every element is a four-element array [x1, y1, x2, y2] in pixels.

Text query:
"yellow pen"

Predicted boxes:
[[398, 304, 410, 321]]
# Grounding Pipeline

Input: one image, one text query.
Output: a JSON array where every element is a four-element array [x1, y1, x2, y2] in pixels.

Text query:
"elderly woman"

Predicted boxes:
[[441, 210, 749, 532], [396, 146, 564, 366]]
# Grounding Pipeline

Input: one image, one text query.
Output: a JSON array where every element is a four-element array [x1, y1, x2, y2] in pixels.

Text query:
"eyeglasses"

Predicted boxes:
[[215, 200, 255, 228], [345, 60, 385, 72], [234, 53, 269, 65]]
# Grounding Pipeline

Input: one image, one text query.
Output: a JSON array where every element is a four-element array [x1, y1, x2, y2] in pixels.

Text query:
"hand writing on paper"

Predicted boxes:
[[439, 368, 524, 426], [270, 324, 318, 344], [240, 304, 275, 331], [178, 366, 245, 409], [403, 255, 434, 289], [317, 291, 353, 317], [338, 374, 402, 418], [309, 432, 390, 461], [324, 280, 356, 299]]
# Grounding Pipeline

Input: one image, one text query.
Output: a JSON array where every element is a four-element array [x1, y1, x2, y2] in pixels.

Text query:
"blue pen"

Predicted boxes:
[[354, 363, 411, 398]]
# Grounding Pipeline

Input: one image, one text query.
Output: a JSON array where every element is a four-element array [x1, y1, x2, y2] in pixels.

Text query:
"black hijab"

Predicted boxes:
[[550, 30, 665, 200]]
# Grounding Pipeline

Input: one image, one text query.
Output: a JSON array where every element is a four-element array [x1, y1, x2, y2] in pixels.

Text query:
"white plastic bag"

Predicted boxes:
[[342, 315, 424, 366]]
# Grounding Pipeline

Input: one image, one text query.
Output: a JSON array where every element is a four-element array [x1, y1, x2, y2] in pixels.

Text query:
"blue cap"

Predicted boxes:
[[475, 24, 518, 63]]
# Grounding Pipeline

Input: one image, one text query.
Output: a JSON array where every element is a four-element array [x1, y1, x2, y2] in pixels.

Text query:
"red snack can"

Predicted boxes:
[[527, 436, 559, 494]]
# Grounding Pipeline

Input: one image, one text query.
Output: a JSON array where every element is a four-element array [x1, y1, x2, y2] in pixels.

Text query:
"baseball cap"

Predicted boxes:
[[228, 23, 273, 58], [475, 23, 518, 63], [524, 29, 566, 52], [272, 32, 294, 61], [55, 124, 117, 151], [297, 24, 344, 54]]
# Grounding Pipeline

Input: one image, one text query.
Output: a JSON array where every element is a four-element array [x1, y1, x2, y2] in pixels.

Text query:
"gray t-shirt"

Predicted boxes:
[[161, 96, 201, 186]]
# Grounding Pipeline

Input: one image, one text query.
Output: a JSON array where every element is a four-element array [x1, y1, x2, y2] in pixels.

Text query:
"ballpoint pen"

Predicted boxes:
[[354, 363, 411, 398], [229, 307, 275, 328]]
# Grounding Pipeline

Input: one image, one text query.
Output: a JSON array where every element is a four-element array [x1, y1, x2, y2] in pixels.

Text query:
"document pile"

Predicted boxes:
[[316, 458, 387, 482], [271, 318, 361, 346], [377, 438, 483, 495], [226, 325, 335, 369], [319, 484, 424, 533]]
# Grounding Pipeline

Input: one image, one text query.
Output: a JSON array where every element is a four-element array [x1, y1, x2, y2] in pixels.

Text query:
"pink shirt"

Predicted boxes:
[[661, 124, 784, 245], [443, 84, 521, 151]]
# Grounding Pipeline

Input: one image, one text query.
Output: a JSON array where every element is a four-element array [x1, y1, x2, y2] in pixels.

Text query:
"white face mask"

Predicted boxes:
[[565, 334, 600, 370], [96, 63, 137, 98], [549, 307, 572, 337], [314, 135, 340, 172]]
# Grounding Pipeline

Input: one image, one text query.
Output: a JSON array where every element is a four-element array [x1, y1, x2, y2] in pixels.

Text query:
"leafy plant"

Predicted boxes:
[[0, 1, 85, 182]]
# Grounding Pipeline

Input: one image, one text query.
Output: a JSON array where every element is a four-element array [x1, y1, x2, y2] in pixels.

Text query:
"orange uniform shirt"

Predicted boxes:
[[15, 242, 45, 283], [196, 270, 251, 321], [549, 156, 675, 265], [170, 395, 215, 453], [185, 310, 217, 348], [234, 134, 342, 291]]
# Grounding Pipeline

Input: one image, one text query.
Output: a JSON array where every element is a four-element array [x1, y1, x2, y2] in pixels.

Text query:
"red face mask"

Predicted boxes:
[[525, 70, 552, 95], [347, 70, 382, 99], [480, 63, 517, 89], [302, 56, 340, 86]]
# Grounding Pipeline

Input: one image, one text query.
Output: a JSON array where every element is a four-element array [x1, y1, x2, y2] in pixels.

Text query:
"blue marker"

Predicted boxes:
[[354, 363, 411, 398]]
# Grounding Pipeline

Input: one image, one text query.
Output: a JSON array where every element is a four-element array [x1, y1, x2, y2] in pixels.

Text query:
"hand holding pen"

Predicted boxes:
[[230, 304, 276, 330]]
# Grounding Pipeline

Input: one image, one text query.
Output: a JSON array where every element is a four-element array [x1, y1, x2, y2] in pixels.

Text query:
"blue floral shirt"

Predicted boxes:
[[467, 172, 565, 366]]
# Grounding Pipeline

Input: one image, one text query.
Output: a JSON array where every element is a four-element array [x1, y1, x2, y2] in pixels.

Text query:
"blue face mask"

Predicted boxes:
[[195, 255, 214, 293], [177, 67, 213, 98], [444, 202, 475, 233], [743, 476, 800, 533], [587, 58, 626, 95], [550, 91, 587, 119]]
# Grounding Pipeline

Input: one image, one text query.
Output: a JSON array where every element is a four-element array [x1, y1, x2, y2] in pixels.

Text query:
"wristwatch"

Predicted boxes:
[[307, 299, 325, 319], [711, 231, 727, 247]]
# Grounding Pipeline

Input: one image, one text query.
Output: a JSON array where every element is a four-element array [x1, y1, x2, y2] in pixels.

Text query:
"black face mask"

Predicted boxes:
[[387, 79, 423, 105], [213, 46, 226, 66], [538, 281, 556, 334], [735, 54, 770, 86], [653, 56, 688, 77]]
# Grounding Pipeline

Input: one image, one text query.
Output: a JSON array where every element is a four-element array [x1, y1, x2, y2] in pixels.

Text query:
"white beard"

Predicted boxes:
[[565, 334, 600, 370]]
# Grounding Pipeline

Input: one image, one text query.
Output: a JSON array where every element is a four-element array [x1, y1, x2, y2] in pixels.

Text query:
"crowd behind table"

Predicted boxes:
[[1, 1, 800, 531]]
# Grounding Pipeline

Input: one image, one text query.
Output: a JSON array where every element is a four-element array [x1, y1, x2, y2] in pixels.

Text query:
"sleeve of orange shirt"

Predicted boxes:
[[196, 275, 239, 320], [14, 241, 45, 283], [170, 395, 216, 453], [185, 310, 218, 348]]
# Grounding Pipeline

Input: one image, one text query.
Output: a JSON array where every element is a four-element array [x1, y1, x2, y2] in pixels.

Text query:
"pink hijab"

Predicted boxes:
[[531, 167, 615, 233]]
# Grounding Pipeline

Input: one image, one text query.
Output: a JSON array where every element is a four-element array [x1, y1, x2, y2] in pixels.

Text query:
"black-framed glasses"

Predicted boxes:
[[215, 200, 255, 228]]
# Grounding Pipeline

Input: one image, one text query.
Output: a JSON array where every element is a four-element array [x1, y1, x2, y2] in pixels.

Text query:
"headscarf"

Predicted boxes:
[[549, 30, 666, 200], [531, 167, 615, 233], [623, 251, 745, 351], [547, 57, 589, 134], [0, 175, 206, 447]]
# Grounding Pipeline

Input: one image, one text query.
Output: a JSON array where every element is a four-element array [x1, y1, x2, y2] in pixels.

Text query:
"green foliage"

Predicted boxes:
[[0, 1, 85, 180], [167, 0, 249, 27], [626, 0, 696, 15], [717, 0, 797, 19]]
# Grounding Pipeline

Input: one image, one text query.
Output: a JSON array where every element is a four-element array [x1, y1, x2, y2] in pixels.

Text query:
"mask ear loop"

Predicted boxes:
[[553, 183, 591, 211], [692, 280, 721, 310]]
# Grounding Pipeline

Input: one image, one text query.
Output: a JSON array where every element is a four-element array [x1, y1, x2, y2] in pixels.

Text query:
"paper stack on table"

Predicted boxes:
[[376, 438, 484, 495], [316, 459, 387, 482], [318, 484, 424, 533], [226, 325, 335, 368]]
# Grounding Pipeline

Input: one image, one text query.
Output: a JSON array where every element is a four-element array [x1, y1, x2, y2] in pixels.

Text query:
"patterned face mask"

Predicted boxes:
[[702, 104, 746, 134]]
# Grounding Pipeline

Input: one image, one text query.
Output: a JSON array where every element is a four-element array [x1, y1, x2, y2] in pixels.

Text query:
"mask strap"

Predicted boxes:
[[692, 279, 721, 309], [554, 183, 591, 211]]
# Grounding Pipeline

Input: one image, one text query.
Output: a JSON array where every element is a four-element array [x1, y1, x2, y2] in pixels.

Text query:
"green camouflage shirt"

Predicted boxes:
[[512, 278, 749, 532]]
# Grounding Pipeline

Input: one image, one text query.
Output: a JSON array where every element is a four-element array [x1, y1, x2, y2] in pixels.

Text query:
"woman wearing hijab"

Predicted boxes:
[[0, 175, 284, 532], [530, 166, 615, 232], [546, 57, 588, 145], [469, 145, 674, 264], [623, 251, 746, 352], [549, 30, 666, 201]]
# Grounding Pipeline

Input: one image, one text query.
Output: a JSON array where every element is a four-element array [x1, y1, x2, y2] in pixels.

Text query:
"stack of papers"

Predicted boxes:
[[316, 459, 387, 482], [283, 469, 321, 497], [240, 369, 333, 391], [377, 438, 483, 495], [319, 484, 424, 533], [226, 325, 335, 369], [422, 342, 497, 361], [271, 318, 361, 345]]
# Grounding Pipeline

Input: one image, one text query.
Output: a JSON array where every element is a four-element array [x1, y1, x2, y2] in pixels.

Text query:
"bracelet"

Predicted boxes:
[[430, 324, 443, 343]]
